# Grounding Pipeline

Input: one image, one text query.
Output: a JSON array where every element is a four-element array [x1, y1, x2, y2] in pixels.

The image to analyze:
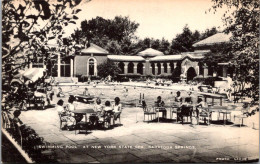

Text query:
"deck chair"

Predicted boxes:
[[142, 100, 156, 122], [197, 107, 212, 125], [58, 113, 67, 130], [170, 103, 181, 122], [180, 105, 193, 124]]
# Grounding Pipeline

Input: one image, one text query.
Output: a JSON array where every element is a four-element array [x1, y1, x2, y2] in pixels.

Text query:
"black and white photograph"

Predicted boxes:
[[1, 0, 259, 163]]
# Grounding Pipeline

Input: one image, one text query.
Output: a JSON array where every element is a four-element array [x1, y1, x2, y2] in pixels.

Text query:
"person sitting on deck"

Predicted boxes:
[[195, 98, 209, 124], [56, 99, 76, 130], [155, 96, 166, 118], [57, 87, 65, 97], [66, 96, 83, 123], [83, 87, 90, 96], [13, 110, 24, 127], [186, 91, 193, 104], [92, 98, 104, 125], [112, 97, 122, 122], [175, 91, 183, 103], [179, 97, 193, 122]]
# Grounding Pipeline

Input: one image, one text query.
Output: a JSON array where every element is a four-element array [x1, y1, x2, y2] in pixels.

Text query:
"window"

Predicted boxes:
[[61, 58, 70, 77], [32, 57, 44, 68]]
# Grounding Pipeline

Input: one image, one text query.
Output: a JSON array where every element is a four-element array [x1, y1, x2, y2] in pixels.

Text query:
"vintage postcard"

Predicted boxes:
[[1, 0, 259, 163]]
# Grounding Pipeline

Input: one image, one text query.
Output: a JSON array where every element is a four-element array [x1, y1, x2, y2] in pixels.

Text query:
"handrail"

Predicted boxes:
[[2, 128, 35, 163]]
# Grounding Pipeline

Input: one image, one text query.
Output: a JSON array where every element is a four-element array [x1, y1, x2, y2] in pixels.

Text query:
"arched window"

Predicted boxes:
[[87, 57, 97, 76], [128, 62, 134, 73], [151, 63, 155, 75], [137, 63, 143, 74], [157, 63, 161, 75], [118, 62, 124, 74], [163, 63, 167, 73], [89, 59, 95, 76]]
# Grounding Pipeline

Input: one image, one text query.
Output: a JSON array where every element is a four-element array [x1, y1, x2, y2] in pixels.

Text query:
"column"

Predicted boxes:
[[167, 63, 171, 74], [223, 66, 227, 77], [94, 61, 97, 76], [57, 54, 61, 77], [196, 66, 200, 76], [124, 62, 129, 74], [142, 65, 145, 75], [161, 63, 164, 74], [203, 65, 208, 78], [173, 62, 177, 70], [145, 60, 150, 75], [70, 58, 74, 77], [155, 63, 158, 75], [133, 62, 138, 74]]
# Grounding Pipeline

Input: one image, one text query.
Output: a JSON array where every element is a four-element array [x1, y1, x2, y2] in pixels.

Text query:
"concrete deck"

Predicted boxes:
[[20, 103, 259, 163]]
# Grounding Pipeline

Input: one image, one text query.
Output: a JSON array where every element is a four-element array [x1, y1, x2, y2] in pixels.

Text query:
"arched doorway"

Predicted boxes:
[[118, 62, 124, 74], [89, 59, 94, 76], [137, 63, 143, 74], [186, 67, 197, 81]]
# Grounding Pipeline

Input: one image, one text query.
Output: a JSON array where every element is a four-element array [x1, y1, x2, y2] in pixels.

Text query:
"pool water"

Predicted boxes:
[[53, 84, 223, 108]]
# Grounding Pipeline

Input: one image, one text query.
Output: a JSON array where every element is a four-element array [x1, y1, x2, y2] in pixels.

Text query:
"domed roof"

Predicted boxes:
[[137, 48, 164, 57]]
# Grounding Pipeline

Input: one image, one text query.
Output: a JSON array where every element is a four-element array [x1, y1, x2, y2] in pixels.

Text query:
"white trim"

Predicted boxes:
[[70, 58, 73, 77]]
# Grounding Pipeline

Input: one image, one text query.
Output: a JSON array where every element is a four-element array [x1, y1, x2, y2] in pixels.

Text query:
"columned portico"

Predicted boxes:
[[107, 48, 207, 78]]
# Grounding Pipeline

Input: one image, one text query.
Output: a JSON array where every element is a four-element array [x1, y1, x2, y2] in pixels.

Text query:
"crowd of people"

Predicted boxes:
[[56, 96, 123, 130], [142, 90, 210, 124]]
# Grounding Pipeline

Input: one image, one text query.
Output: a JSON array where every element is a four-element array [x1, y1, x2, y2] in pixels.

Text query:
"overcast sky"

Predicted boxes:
[[65, 0, 227, 41]]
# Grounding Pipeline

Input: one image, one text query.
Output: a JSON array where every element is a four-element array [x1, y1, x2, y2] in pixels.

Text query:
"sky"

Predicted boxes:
[[64, 0, 228, 41]]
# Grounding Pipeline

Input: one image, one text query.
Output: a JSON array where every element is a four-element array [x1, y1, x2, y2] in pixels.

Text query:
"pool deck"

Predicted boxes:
[[19, 99, 259, 163]]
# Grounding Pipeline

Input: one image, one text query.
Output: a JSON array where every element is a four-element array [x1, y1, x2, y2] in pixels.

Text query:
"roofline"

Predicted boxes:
[[193, 41, 229, 47]]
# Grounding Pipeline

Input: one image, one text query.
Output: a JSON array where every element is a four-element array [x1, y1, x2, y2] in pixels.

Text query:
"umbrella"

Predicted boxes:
[[23, 68, 46, 82]]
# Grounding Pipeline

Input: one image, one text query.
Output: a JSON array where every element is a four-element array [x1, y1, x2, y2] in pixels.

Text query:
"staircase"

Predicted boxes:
[[54, 77, 78, 83]]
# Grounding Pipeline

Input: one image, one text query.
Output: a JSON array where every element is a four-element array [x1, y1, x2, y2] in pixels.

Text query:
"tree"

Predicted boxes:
[[74, 16, 139, 54], [202, 43, 233, 74], [159, 38, 171, 55], [210, 0, 259, 100], [2, 0, 86, 108], [97, 60, 120, 78], [200, 27, 218, 40], [2, 0, 85, 81], [170, 25, 200, 54]]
